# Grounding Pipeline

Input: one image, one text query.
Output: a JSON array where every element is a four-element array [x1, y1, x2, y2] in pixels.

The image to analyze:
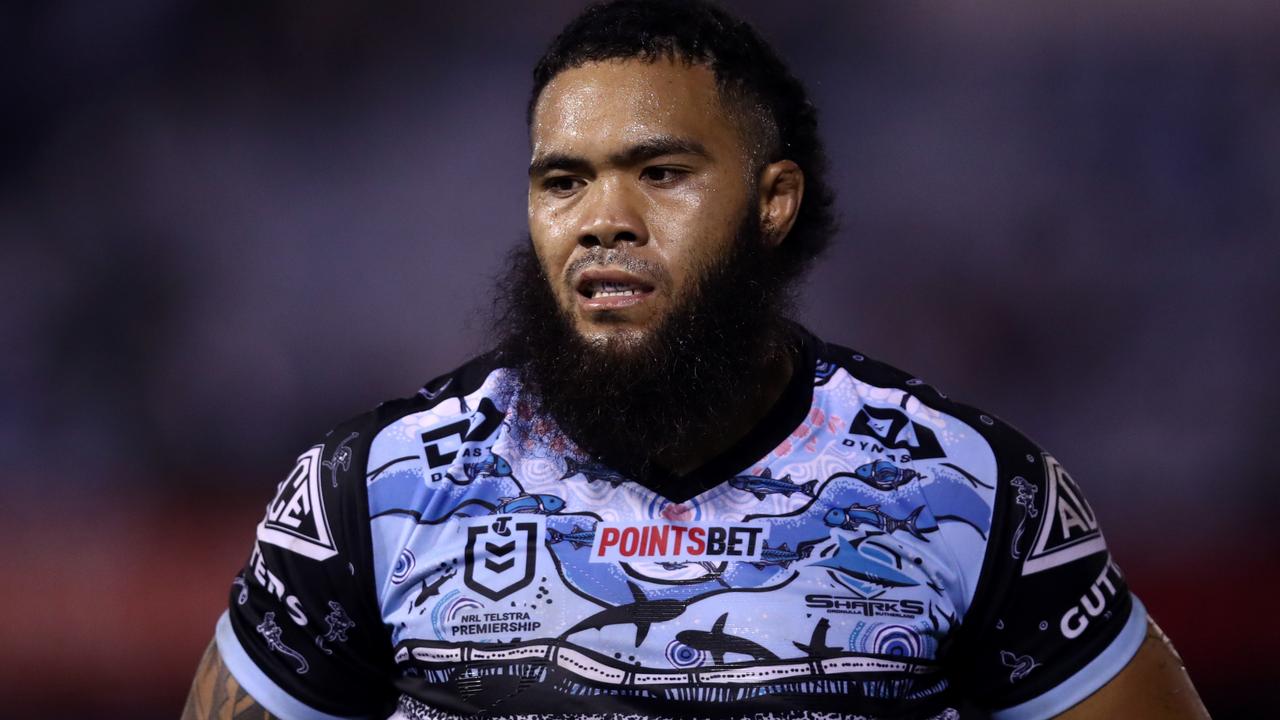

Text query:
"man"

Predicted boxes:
[[185, 1, 1208, 718]]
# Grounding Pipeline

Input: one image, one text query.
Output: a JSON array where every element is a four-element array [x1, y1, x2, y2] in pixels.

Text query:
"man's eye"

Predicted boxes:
[[641, 166, 686, 184], [544, 177, 582, 194]]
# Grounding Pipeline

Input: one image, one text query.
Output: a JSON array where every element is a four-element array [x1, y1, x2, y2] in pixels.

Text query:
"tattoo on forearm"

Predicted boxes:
[[182, 640, 283, 720]]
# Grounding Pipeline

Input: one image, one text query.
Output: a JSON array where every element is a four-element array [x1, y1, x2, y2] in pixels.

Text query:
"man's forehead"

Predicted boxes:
[[530, 58, 736, 157]]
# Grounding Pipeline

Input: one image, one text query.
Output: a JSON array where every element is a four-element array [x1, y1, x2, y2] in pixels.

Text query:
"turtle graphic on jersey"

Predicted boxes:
[[675, 613, 778, 665], [728, 468, 817, 500]]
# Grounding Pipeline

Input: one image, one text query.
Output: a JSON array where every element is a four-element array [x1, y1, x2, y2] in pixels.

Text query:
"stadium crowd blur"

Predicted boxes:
[[3, 1, 1277, 718]]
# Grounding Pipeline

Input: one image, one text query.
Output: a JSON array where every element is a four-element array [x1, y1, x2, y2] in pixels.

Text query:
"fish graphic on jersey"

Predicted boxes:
[[824, 503, 933, 541], [546, 523, 595, 550], [851, 460, 923, 492], [492, 493, 565, 515], [729, 468, 817, 500], [652, 561, 730, 587], [454, 451, 513, 483], [749, 539, 821, 570], [560, 457, 629, 487]]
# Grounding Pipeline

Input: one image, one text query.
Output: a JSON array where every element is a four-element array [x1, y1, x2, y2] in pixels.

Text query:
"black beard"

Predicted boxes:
[[493, 218, 796, 480]]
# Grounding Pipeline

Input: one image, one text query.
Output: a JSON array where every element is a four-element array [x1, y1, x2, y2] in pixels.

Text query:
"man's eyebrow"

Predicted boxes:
[[608, 136, 709, 167], [528, 136, 710, 177], [528, 152, 590, 178]]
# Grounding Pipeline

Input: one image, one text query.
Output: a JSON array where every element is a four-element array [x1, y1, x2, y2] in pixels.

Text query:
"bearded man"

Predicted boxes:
[[184, 1, 1207, 719]]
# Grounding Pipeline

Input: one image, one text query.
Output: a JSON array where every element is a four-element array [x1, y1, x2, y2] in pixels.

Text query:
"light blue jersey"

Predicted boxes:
[[219, 330, 1145, 720]]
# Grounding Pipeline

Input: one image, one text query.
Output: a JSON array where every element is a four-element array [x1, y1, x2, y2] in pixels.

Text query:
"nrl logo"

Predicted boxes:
[[257, 446, 338, 561], [463, 516, 540, 601]]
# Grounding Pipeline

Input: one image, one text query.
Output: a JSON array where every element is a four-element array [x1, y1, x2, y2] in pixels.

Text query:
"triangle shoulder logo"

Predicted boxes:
[[1021, 454, 1107, 575], [256, 445, 338, 561]]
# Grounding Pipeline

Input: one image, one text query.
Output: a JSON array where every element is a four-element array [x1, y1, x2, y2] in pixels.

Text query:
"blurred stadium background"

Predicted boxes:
[[3, 1, 1277, 717]]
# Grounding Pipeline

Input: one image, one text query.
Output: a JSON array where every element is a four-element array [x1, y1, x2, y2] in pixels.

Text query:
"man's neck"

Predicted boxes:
[[654, 346, 795, 476]]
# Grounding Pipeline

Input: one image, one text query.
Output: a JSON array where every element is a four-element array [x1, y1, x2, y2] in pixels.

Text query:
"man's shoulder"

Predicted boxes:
[[330, 351, 513, 444], [812, 334, 958, 409], [347, 352, 518, 482], [809, 332, 1039, 462]]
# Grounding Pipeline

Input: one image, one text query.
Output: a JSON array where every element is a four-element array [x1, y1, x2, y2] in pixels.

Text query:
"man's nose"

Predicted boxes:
[[578, 179, 648, 249]]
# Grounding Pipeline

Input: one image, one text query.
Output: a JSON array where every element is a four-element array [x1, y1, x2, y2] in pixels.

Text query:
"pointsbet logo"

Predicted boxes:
[[589, 521, 768, 563]]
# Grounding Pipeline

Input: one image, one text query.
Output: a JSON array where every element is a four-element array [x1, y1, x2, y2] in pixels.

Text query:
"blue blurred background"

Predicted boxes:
[[3, 1, 1276, 717]]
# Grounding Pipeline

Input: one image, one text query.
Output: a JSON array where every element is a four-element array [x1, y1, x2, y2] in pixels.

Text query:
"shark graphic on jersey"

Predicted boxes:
[[217, 329, 1147, 720]]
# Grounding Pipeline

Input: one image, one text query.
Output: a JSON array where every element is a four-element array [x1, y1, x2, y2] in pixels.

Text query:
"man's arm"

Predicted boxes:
[[1058, 618, 1209, 719], [182, 639, 281, 720]]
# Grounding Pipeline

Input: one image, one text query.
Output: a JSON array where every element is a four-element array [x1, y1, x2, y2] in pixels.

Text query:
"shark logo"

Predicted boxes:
[[257, 446, 338, 561], [848, 406, 945, 460], [1021, 454, 1106, 575], [463, 516, 539, 601], [813, 534, 920, 593]]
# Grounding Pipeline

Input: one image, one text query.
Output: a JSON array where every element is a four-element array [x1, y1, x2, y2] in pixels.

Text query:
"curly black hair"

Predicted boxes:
[[528, 0, 837, 278]]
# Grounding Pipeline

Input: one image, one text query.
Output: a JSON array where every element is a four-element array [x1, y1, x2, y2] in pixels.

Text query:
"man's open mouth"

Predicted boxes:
[[573, 268, 657, 306], [579, 279, 654, 299]]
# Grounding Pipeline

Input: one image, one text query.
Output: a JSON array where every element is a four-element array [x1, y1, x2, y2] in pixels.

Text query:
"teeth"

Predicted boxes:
[[592, 281, 640, 298]]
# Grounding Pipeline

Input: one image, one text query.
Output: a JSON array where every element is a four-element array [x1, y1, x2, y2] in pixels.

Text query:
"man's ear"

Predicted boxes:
[[757, 159, 804, 247]]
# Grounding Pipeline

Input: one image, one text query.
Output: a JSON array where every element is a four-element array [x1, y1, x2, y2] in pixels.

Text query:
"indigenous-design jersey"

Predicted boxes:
[[218, 330, 1147, 720]]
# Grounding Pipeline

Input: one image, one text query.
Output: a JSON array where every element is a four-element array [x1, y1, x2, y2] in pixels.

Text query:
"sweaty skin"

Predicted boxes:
[[1058, 618, 1210, 719], [527, 58, 804, 473], [529, 59, 755, 346]]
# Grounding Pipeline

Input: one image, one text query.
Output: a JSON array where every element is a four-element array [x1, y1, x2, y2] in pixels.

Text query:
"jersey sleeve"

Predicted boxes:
[[216, 416, 398, 719], [945, 427, 1148, 719]]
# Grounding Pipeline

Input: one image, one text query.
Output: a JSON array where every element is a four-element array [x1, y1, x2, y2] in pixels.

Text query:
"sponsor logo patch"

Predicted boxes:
[[848, 406, 946, 460], [589, 521, 768, 563], [1060, 558, 1123, 638], [257, 446, 338, 561], [417, 398, 504, 476], [1021, 454, 1107, 575]]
